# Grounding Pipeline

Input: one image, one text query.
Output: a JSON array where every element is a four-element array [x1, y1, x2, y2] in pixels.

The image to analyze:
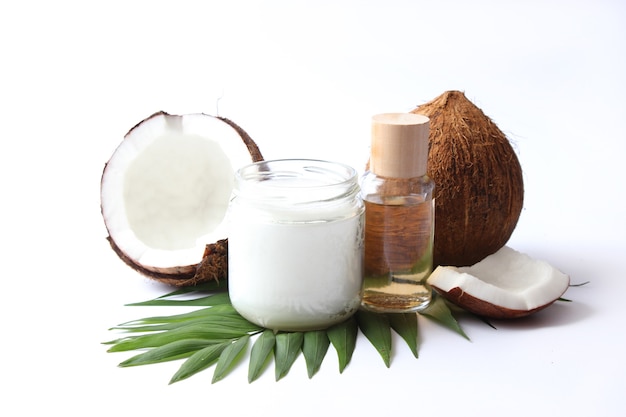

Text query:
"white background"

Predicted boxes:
[[2, 0, 625, 416]]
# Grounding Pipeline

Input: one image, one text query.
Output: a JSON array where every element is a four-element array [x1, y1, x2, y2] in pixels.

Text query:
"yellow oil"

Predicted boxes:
[[361, 196, 434, 313]]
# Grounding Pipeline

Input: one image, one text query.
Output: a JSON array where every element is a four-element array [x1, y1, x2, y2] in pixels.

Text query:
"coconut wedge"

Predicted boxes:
[[427, 246, 570, 319], [101, 111, 263, 286]]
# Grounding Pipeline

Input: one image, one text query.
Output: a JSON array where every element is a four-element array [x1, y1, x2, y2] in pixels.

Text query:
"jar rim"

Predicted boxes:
[[231, 159, 363, 221], [235, 159, 358, 189]]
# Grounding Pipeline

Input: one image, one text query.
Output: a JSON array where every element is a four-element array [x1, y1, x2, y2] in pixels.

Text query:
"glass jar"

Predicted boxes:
[[227, 159, 365, 331]]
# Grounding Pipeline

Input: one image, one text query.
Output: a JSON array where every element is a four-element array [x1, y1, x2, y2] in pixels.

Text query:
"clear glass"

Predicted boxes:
[[360, 173, 435, 312], [228, 159, 364, 331]]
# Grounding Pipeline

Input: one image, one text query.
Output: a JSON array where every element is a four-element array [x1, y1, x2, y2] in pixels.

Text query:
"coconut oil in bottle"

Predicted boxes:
[[360, 113, 435, 312]]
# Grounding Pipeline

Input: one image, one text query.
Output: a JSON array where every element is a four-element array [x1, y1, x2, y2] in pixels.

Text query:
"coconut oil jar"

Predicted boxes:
[[228, 159, 365, 331]]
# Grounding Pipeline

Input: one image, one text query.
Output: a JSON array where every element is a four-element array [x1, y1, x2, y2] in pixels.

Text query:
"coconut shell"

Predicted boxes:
[[106, 237, 229, 287], [102, 112, 262, 287], [430, 285, 558, 319], [217, 116, 264, 164], [411, 91, 524, 267]]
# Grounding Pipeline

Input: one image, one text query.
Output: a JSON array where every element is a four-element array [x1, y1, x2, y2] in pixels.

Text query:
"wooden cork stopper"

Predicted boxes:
[[370, 113, 430, 178]]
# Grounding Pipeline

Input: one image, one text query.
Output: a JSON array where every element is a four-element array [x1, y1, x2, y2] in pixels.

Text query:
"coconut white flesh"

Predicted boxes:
[[427, 246, 570, 311], [101, 113, 254, 269]]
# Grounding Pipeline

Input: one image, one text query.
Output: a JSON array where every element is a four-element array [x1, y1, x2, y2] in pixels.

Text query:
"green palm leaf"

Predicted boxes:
[[126, 292, 231, 307], [420, 293, 470, 340], [119, 339, 218, 367], [212, 335, 250, 383], [302, 330, 330, 378], [356, 310, 391, 367], [274, 332, 304, 381], [169, 342, 230, 384], [387, 312, 419, 358], [106, 286, 475, 384], [248, 329, 275, 383], [326, 316, 358, 373]]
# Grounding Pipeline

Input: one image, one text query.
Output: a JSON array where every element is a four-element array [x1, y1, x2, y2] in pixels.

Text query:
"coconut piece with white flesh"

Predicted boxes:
[[101, 111, 263, 286], [427, 246, 570, 319]]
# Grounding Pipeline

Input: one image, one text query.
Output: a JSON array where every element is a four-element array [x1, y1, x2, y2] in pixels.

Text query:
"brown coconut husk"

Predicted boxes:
[[411, 91, 524, 267], [107, 238, 229, 287]]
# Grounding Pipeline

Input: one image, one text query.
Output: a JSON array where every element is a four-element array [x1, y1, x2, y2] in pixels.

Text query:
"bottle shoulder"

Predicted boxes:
[[361, 171, 435, 198]]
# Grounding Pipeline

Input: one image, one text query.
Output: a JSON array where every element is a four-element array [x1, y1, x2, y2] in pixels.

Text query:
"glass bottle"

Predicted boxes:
[[360, 113, 435, 313], [228, 159, 365, 331]]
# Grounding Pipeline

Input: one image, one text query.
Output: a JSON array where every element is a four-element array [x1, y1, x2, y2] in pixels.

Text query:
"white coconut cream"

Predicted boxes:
[[227, 159, 364, 331]]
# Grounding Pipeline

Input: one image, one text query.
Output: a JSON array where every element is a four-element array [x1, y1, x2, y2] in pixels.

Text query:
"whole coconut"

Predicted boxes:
[[411, 91, 524, 267]]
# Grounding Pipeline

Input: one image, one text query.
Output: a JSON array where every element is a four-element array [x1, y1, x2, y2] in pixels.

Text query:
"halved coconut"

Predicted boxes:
[[427, 246, 570, 319], [101, 111, 263, 286]]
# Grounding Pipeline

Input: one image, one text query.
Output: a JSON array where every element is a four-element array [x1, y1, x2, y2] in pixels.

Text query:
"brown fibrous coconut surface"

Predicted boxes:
[[412, 91, 524, 267], [106, 237, 229, 287]]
